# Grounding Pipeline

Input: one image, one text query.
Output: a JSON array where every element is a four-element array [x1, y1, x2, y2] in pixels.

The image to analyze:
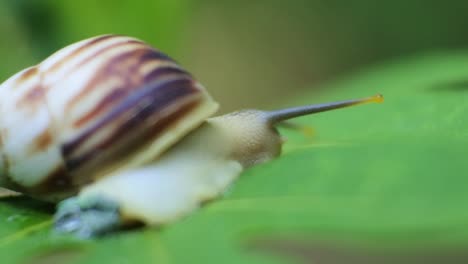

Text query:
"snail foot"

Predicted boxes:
[[54, 195, 121, 238]]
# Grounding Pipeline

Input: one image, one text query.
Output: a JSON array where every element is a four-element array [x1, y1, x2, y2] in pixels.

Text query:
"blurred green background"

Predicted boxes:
[[1, 0, 468, 111], [1, 2, 468, 263]]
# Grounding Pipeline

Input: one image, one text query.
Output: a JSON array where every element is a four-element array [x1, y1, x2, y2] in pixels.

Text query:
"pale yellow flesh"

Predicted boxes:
[[79, 120, 242, 224]]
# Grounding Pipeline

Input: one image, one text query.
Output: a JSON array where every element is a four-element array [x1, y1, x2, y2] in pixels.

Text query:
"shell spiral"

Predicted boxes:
[[0, 35, 218, 198]]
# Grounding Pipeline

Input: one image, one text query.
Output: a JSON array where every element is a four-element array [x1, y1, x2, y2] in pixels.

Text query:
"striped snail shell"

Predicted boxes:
[[0, 35, 218, 199], [0, 34, 382, 237]]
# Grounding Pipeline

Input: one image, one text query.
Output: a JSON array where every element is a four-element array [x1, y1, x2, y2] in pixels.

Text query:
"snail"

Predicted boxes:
[[0, 35, 383, 238]]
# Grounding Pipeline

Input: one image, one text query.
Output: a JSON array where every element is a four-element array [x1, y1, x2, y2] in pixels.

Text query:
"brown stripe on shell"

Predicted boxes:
[[64, 99, 201, 182], [46, 35, 116, 74], [66, 46, 178, 117], [73, 65, 191, 128], [65, 46, 148, 112], [17, 67, 37, 82], [73, 88, 128, 128], [62, 77, 199, 170], [71, 39, 145, 75], [6, 66, 37, 89], [139, 48, 174, 62], [143, 66, 191, 83], [27, 130, 53, 155], [44, 37, 159, 93], [14, 68, 46, 114], [45, 39, 145, 92], [16, 84, 44, 109]]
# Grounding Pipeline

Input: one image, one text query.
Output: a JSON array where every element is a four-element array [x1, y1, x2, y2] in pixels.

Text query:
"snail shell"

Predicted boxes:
[[0, 35, 218, 199]]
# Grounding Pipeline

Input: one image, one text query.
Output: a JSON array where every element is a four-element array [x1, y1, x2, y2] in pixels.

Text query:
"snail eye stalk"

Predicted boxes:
[[265, 94, 384, 124]]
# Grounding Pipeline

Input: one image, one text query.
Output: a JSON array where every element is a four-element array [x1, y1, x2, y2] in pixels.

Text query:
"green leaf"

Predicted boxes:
[[1, 52, 468, 263]]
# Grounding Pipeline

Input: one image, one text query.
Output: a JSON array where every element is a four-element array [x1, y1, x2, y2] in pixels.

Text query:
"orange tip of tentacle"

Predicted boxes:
[[369, 93, 384, 103], [354, 93, 384, 105]]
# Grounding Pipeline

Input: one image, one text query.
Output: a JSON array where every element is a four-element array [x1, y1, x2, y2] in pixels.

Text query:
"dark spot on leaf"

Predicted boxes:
[[427, 80, 468, 92], [22, 246, 86, 264], [246, 235, 468, 264]]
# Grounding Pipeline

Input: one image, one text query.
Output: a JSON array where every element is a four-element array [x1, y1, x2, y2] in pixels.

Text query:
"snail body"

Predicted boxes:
[[0, 35, 382, 237]]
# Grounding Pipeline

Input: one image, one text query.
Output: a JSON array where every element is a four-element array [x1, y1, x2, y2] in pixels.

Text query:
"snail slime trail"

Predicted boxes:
[[0, 35, 383, 238]]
